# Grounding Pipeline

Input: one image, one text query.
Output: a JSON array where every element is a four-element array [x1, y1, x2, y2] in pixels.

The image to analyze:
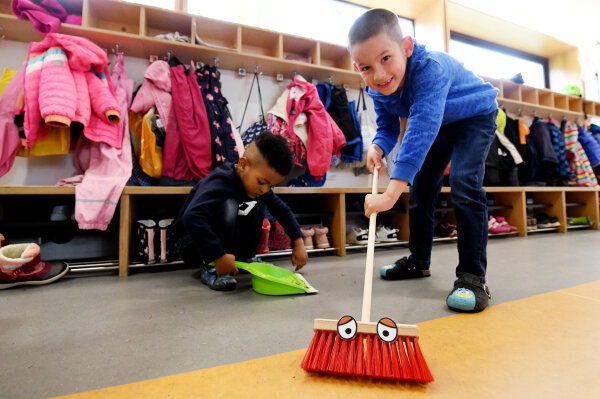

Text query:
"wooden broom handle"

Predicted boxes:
[[361, 167, 379, 323]]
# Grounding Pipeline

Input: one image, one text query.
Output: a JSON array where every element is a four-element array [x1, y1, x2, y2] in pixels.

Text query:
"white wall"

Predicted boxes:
[[0, 39, 382, 188]]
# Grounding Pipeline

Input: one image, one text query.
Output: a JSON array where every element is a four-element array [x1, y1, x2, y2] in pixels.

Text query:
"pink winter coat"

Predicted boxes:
[[24, 33, 121, 150], [286, 79, 346, 179], [129, 60, 172, 127]]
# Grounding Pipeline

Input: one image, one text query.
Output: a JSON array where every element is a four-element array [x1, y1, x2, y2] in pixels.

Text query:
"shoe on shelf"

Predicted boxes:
[[136, 219, 157, 264], [567, 216, 593, 226], [447, 273, 491, 313], [313, 225, 330, 249], [256, 218, 271, 254], [434, 222, 457, 237], [527, 217, 538, 231], [157, 218, 174, 263], [346, 226, 368, 245], [534, 213, 560, 228], [488, 216, 511, 234], [50, 205, 71, 221], [199, 267, 237, 291], [269, 220, 291, 251], [380, 256, 430, 280], [494, 216, 518, 232], [300, 225, 314, 250], [375, 224, 399, 242]]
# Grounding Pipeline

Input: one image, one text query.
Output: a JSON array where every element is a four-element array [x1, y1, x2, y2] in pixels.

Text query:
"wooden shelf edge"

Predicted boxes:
[[1, 186, 598, 196]]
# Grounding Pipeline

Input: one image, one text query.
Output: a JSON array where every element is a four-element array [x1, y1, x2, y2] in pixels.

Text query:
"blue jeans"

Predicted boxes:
[[407, 111, 497, 282]]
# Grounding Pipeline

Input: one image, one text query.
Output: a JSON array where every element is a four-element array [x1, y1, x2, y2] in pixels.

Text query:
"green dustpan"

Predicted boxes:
[[235, 261, 318, 295]]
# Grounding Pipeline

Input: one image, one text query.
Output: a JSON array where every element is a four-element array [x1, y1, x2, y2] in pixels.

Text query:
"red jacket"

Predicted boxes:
[[286, 79, 345, 179]]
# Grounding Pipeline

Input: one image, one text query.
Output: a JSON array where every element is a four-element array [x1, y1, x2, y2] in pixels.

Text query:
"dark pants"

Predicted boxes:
[[408, 111, 497, 282], [177, 198, 265, 266]]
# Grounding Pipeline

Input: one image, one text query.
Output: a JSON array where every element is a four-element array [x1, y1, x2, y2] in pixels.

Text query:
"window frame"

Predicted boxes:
[[450, 31, 550, 89]]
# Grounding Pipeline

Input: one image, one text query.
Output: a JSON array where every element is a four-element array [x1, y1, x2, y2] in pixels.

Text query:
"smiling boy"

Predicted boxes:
[[349, 9, 499, 312]]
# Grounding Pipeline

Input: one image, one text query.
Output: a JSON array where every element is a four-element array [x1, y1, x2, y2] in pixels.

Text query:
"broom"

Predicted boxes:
[[301, 167, 433, 382]]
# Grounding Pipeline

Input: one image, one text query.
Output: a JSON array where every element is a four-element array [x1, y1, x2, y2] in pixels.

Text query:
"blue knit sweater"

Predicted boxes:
[[367, 41, 498, 183]]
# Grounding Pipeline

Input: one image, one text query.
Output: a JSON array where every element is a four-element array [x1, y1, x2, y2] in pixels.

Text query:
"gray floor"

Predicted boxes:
[[3, 230, 600, 398]]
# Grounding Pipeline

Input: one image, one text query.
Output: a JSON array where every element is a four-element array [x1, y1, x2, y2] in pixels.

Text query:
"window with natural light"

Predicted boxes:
[[187, 0, 414, 47], [449, 34, 548, 89]]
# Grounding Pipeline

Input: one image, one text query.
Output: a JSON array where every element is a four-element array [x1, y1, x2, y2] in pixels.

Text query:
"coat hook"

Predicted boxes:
[[165, 50, 172, 61], [212, 57, 220, 67], [113, 42, 122, 55], [0, 26, 4, 40], [254, 64, 261, 75], [517, 108, 521, 117], [328, 75, 333, 84]]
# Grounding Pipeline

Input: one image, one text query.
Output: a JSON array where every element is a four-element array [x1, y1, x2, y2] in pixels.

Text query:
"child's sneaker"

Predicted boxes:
[[380, 256, 430, 280], [488, 216, 511, 234], [269, 220, 291, 251], [447, 273, 491, 313], [494, 216, 518, 231], [199, 267, 237, 291], [347, 226, 368, 245], [375, 224, 398, 242], [0, 243, 69, 289]]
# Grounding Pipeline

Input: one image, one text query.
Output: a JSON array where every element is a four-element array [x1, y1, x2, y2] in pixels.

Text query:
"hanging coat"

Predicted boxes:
[[164, 58, 212, 181], [286, 78, 346, 179], [197, 64, 240, 167]]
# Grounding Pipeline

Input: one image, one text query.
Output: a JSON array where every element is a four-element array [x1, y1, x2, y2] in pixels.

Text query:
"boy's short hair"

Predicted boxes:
[[348, 8, 403, 49], [252, 132, 294, 176]]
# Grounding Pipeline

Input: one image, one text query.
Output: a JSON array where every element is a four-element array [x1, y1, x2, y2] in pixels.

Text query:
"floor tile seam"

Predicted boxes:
[[556, 290, 600, 303]]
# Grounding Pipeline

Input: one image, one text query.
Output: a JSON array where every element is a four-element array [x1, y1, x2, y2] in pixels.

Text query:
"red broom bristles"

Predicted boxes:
[[301, 330, 433, 383]]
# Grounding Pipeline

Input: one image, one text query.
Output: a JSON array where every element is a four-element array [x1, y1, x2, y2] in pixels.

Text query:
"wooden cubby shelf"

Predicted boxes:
[[1, 185, 598, 277], [0, 0, 363, 87], [480, 76, 593, 120]]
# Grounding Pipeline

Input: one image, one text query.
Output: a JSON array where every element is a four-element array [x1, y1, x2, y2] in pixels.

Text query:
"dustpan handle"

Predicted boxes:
[[361, 167, 379, 323]]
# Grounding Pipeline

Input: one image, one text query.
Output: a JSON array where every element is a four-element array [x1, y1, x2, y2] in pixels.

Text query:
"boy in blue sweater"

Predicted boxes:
[[349, 9, 498, 312], [173, 132, 308, 291]]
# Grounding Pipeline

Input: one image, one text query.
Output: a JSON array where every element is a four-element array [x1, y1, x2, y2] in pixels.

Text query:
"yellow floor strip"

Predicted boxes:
[[56, 281, 600, 399]]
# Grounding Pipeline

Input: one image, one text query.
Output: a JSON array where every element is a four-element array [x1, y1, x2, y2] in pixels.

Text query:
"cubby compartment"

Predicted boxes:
[[320, 42, 353, 71], [277, 193, 340, 255], [128, 194, 187, 266], [486, 189, 526, 237], [0, 193, 119, 262], [526, 190, 566, 233], [501, 80, 522, 101], [538, 89, 554, 108], [521, 86, 538, 105], [584, 101, 596, 117], [86, 0, 140, 35], [553, 93, 568, 110], [344, 192, 408, 249], [193, 15, 240, 51], [241, 26, 281, 58], [567, 95, 583, 113], [565, 191, 599, 230], [282, 35, 317, 64], [144, 7, 193, 41]]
